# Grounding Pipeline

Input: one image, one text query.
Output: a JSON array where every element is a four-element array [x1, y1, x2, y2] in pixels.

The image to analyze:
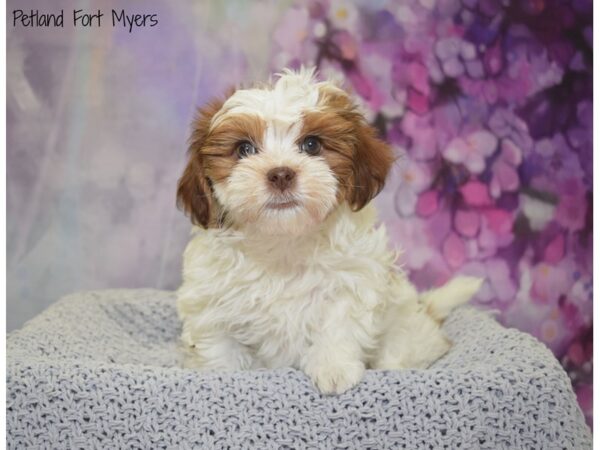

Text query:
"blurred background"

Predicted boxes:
[[7, 0, 592, 424]]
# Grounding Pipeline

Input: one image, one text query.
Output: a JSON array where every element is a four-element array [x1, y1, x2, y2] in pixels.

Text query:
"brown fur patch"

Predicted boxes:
[[300, 110, 357, 202], [177, 92, 266, 228], [177, 98, 225, 228], [350, 120, 396, 210], [203, 114, 266, 182], [299, 86, 395, 209]]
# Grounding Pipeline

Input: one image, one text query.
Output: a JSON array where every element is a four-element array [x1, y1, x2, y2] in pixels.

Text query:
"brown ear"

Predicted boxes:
[[176, 96, 230, 227], [347, 121, 395, 210], [176, 156, 213, 227]]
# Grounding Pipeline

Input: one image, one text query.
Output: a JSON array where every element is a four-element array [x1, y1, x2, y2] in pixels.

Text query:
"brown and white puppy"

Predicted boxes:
[[176, 68, 481, 394]]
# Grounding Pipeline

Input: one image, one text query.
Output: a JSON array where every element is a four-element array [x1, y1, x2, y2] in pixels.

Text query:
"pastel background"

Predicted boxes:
[[7, 0, 592, 424]]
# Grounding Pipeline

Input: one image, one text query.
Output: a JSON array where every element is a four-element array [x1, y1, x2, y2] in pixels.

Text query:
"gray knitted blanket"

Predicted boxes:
[[7, 289, 591, 449]]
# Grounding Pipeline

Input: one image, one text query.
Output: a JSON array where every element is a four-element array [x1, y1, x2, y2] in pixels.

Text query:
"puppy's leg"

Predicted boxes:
[[372, 276, 482, 370], [301, 299, 368, 395], [371, 303, 450, 370], [181, 332, 257, 371]]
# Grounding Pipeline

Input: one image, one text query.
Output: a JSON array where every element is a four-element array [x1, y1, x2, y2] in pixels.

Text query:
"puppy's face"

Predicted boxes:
[[177, 69, 394, 235]]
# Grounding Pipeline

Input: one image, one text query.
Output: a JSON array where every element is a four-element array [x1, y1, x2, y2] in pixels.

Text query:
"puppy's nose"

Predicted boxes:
[[267, 167, 296, 191]]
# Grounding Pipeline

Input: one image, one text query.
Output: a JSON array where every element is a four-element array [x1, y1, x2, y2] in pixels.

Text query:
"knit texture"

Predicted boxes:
[[7, 289, 591, 449]]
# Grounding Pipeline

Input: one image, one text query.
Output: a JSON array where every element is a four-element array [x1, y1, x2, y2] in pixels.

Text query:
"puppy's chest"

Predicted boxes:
[[226, 258, 345, 317], [216, 260, 342, 359], [181, 218, 397, 364]]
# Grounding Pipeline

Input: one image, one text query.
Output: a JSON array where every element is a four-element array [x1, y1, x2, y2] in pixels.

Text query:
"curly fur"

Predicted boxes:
[[176, 68, 482, 394]]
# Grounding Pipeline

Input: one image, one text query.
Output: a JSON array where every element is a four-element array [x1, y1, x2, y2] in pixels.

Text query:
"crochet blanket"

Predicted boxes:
[[7, 289, 591, 449]]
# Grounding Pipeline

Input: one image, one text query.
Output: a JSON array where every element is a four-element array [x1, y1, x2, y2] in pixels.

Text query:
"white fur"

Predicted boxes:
[[211, 67, 341, 130], [178, 70, 482, 394], [178, 204, 482, 394], [211, 68, 342, 236]]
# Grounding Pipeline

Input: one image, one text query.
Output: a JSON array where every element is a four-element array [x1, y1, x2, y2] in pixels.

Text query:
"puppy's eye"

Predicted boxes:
[[300, 136, 321, 155], [237, 141, 257, 158]]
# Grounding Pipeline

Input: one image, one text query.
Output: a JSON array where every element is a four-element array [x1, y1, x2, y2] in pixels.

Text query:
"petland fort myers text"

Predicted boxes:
[[12, 9, 158, 32]]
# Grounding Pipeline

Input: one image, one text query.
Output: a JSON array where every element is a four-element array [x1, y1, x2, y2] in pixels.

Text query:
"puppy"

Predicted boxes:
[[176, 68, 481, 394]]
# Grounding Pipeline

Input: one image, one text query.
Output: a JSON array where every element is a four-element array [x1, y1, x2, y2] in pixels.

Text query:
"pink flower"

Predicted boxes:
[[434, 36, 468, 78], [544, 233, 565, 264], [454, 210, 480, 237], [489, 139, 522, 198], [485, 258, 518, 303], [405, 207, 455, 288], [394, 160, 431, 216], [530, 262, 572, 304], [392, 60, 431, 114], [483, 40, 504, 76], [390, 207, 452, 277], [458, 49, 554, 104], [477, 208, 514, 255], [451, 206, 514, 261], [388, 216, 435, 271], [401, 112, 438, 160], [406, 88, 429, 115], [346, 59, 389, 112], [442, 232, 466, 269], [488, 108, 533, 152], [359, 52, 405, 116], [554, 177, 587, 232], [461, 258, 517, 303], [331, 30, 358, 60], [460, 180, 493, 206], [483, 208, 513, 235], [410, 252, 453, 290], [443, 130, 498, 174], [416, 190, 439, 217], [531, 133, 584, 188], [406, 62, 430, 96]]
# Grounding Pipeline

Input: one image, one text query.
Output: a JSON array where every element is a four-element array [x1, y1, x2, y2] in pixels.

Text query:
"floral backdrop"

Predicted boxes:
[[8, 0, 592, 425], [269, 0, 593, 425]]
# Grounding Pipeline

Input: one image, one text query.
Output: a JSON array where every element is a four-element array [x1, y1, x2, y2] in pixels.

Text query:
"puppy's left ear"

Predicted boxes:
[[347, 121, 395, 211]]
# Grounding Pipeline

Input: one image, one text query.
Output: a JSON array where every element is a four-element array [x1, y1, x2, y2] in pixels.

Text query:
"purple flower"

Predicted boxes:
[[435, 36, 466, 78], [454, 209, 480, 237], [488, 108, 533, 153], [401, 112, 439, 160], [554, 177, 587, 232], [443, 130, 498, 174], [460, 258, 517, 304], [394, 160, 431, 216], [528, 133, 584, 194], [489, 139, 522, 198], [460, 180, 493, 206], [531, 261, 573, 305]]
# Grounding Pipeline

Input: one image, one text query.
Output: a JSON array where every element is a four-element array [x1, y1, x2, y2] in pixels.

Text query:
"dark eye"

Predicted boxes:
[[237, 141, 257, 158], [300, 136, 321, 155]]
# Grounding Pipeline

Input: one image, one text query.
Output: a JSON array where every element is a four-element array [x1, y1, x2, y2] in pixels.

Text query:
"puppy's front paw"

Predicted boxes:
[[305, 360, 365, 395]]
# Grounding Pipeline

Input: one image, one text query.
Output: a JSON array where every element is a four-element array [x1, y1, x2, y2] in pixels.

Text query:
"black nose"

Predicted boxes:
[[267, 167, 296, 191]]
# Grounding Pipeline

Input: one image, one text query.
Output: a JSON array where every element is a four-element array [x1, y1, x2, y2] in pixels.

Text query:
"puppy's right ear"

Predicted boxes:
[[176, 96, 229, 227], [176, 155, 213, 228]]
